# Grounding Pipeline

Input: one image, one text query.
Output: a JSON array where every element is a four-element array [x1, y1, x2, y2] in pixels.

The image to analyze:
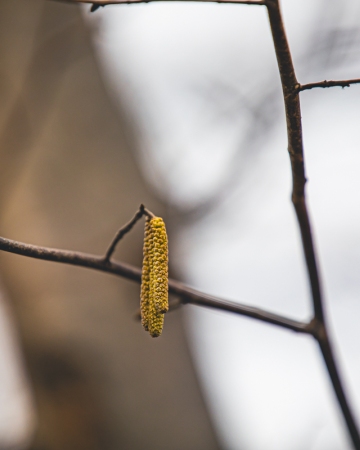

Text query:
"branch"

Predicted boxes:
[[135, 296, 182, 320], [299, 78, 360, 92], [55, 0, 265, 9], [265, 0, 360, 447], [103, 204, 153, 261], [172, 285, 310, 333], [0, 234, 308, 334], [317, 330, 360, 450], [265, 0, 324, 324]]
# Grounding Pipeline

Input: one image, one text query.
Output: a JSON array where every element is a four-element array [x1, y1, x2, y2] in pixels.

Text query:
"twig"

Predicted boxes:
[[103, 204, 154, 261], [265, 0, 360, 447], [55, 0, 265, 9], [104, 205, 145, 261], [143, 206, 155, 219], [299, 78, 360, 92], [317, 332, 360, 449], [0, 234, 308, 334]]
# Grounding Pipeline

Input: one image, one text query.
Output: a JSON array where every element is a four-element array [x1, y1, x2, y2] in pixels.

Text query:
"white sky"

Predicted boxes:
[[89, 1, 360, 448]]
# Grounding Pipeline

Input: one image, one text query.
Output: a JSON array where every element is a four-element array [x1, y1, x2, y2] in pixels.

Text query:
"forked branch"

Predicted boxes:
[[265, 0, 360, 447]]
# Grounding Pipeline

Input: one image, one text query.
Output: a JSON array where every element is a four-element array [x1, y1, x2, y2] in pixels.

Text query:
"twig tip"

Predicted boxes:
[[90, 3, 104, 12]]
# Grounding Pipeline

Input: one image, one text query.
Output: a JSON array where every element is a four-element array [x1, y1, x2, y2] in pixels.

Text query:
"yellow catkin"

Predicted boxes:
[[140, 216, 169, 338]]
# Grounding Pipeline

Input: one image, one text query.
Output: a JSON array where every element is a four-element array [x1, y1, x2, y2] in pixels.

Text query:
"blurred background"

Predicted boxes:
[[0, 0, 359, 449]]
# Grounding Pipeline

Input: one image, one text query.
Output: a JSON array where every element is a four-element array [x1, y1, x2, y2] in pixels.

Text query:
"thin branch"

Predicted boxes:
[[104, 205, 145, 261], [317, 331, 360, 449], [0, 234, 308, 334], [265, 0, 360, 447], [103, 204, 154, 261], [55, 0, 265, 8], [143, 206, 156, 219], [16, 1, 360, 444], [265, 0, 324, 323], [299, 78, 360, 92]]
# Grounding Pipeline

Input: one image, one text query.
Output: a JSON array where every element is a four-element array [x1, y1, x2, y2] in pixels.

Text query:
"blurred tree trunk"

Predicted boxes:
[[0, 1, 220, 449]]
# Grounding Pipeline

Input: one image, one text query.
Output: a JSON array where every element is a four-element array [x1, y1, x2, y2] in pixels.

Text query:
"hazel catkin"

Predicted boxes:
[[140, 216, 169, 337]]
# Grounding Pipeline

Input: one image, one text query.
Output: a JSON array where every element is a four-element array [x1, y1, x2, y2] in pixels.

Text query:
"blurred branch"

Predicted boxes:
[[55, 0, 265, 9], [265, 0, 360, 448], [299, 78, 360, 91], [0, 222, 309, 335]]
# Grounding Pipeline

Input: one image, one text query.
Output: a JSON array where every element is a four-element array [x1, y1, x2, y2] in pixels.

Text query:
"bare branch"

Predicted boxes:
[[299, 78, 360, 92], [104, 205, 145, 261], [317, 331, 360, 449], [103, 204, 155, 261], [173, 286, 310, 333], [55, 0, 265, 8], [265, 0, 360, 447], [0, 234, 308, 334], [265, 0, 324, 324], [143, 206, 156, 219]]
